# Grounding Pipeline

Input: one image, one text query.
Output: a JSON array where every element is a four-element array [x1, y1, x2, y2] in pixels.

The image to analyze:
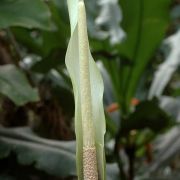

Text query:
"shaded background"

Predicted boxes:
[[0, 0, 180, 179]]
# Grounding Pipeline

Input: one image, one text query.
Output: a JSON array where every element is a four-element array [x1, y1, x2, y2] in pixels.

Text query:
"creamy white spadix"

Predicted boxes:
[[65, 0, 106, 179]]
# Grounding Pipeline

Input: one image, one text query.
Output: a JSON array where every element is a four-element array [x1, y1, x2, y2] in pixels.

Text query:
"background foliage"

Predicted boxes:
[[0, 0, 179, 180]]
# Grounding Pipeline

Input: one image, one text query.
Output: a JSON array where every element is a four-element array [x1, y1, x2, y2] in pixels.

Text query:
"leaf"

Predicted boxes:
[[172, 88, 180, 97], [11, 27, 43, 55], [0, 126, 76, 177], [0, 0, 51, 30], [121, 100, 172, 135], [0, 64, 39, 106], [0, 127, 119, 179], [65, 0, 106, 179], [118, 0, 171, 109], [43, 70, 75, 116], [148, 126, 180, 173], [11, 27, 66, 58], [31, 49, 66, 73], [11, 0, 70, 72], [148, 30, 180, 99]]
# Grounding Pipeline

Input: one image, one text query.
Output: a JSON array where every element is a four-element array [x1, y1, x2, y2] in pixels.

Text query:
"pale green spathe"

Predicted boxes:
[[65, 0, 106, 179]]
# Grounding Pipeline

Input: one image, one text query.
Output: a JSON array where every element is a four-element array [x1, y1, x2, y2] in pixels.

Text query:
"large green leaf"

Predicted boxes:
[[0, 0, 51, 30], [0, 64, 39, 106], [121, 100, 172, 135], [11, 0, 70, 72], [12, 27, 67, 67], [0, 127, 117, 179], [11, 27, 43, 55], [118, 0, 171, 110], [65, 0, 106, 179], [0, 127, 76, 177]]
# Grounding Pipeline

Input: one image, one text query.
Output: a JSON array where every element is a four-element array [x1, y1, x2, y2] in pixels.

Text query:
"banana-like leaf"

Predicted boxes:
[[65, 0, 106, 179], [118, 0, 171, 110]]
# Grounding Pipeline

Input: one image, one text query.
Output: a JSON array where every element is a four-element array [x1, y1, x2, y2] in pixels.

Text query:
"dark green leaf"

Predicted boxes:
[[121, 100, 172, 135], [0, 65, 39, 106], [12, 27, 43, 55], [0, 127, 76, 177], [172, 88, 180, 97], [118, 0, 171, 109], [0, 0, 51, 30], [0, 127, 120, 179], [31, 49, 66, 73]]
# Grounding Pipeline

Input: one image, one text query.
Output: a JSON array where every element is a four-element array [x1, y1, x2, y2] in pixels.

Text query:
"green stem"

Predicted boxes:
[[114, 119, 127, 180]]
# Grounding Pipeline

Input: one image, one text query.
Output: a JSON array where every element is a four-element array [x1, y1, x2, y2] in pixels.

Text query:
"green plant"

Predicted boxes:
[[0, 0, 179, 180], [65, 0, 106, 179]]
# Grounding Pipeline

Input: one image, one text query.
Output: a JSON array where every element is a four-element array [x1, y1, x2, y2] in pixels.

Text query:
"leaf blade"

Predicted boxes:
[[0, 0, 51, 30], [118, 0, 171, 109], [0, 65, 39, 106]]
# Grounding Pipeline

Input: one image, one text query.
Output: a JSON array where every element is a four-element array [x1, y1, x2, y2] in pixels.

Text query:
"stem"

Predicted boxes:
[[125, 144, 135, 180], [78, 1, 98, 179], [114, 115, 127, 180], [114, 128, 127, 180]]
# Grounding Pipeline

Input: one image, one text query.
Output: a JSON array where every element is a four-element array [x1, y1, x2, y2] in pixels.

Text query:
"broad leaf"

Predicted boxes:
[[65, 0, 106, 179], [121, 100, 172, 135], [31, 49, 66, 73], [0, 0, 51, 30], [0, 64, 39, 106], [118, 0, 171, 110], [0, 127, 76, 177], [0, 127, 117, 179]]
